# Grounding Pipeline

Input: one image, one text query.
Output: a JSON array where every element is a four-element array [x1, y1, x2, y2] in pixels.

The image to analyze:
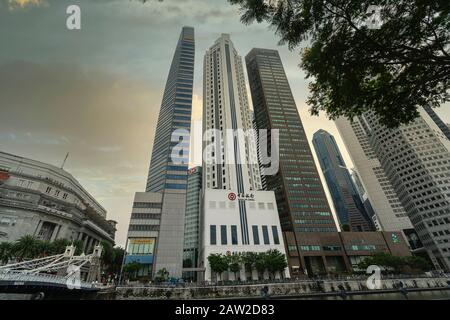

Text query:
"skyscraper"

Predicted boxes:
[[335, 117, 413, 233], [312, 129, 374, 232], [183, 166, 202, 280], [125, 27, 195, 279], [246, 48, 345, 275], [200, 35, 288, 281], [423, 106, 450, 141], [337, 109, 450, 271]]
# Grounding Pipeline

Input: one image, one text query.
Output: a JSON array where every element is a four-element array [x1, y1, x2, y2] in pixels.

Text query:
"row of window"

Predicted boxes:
[[209, 225, 280, 246]]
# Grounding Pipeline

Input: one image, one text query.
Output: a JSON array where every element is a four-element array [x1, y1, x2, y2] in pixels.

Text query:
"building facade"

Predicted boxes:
[[125, 27, 195, 279], [0, 151, 116, 251], [354, 109, 450, 271], [312, 129, 374, 232], [200, 35, 288, 281], [183, 166, 202, 280], [335, 117, 414, 234], [246, 48, 343, 276]]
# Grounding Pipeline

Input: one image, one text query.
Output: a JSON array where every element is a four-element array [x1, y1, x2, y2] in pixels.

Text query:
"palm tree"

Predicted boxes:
[[13, 235, 41, 260], [0, 242, 13, 265]]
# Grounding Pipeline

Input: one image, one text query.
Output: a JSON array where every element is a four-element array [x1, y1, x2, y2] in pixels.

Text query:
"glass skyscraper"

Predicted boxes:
[[146, 27, 195, 193], [312, 129, 375, 232], [125, 27, 195, 279], [183, 166, 202, 281]]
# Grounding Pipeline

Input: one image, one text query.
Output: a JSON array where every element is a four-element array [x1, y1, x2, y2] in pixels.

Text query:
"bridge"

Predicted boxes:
[[0, 245, 104, 299]]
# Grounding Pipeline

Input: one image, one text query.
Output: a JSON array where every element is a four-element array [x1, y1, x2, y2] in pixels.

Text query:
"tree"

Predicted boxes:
[[207, 253, 229, 281], [358, 252, 405, 273], [255, 252, 268, 280], [241, 252, 258, 276], [49, 239, 72, 255], [110, 247, 125, 275], [12, 235, 41, 260], [0, 242, 13, 265], [122, 262, 142, 280], [228, 253, 242, 280], [404, 255, 432, 272], [265, 249, 288, 279], [100, 240, 115, 267], [229, 0, 450, 128], [154, 268, 170, 283]]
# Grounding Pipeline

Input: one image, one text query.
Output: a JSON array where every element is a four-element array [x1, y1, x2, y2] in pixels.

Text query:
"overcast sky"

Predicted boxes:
[[1, 0, 449, 247]]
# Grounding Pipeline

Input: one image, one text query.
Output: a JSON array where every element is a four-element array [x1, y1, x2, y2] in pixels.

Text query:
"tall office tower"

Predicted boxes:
[[183, 166, 202, 280], [246, 48, 349, 276], [312, 129, 375, 232], [423, 106, 450, 141], [350, 169, 366, 199], [200, 35, 288, 281], [202, 34, 262, 191], [337, 109, 450, 271], [125, 27, 195, 279], [335, 117, 413, 234]]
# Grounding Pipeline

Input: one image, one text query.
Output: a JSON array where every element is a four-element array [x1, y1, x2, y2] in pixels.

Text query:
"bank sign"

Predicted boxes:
[[228, 192, 255, 201]]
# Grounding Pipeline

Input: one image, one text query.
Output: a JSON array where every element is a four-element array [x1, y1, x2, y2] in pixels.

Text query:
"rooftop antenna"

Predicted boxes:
[[61, 152, 70, 169]]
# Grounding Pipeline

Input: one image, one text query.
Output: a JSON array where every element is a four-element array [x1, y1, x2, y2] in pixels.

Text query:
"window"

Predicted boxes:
[[252, 225, 260, 245], [210, 225, 217, 245], [221, 225, 227, 245], [271, 226, 280, 245], [231, 225, 238, 245], [262, 226, 270, 245]]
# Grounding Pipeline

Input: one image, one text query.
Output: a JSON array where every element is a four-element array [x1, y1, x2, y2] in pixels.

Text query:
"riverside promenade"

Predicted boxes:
[[114, 276, 450, 300]]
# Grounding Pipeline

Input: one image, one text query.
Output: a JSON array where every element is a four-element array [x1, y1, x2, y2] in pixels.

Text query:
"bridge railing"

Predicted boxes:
[[0, 271, 94, 290]]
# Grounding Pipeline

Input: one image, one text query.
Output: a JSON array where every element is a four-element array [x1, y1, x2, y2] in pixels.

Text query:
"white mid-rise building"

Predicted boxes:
[[200, 34, 288, 281]]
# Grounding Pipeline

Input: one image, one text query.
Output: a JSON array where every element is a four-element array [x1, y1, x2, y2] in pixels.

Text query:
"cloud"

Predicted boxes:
[[6, 0, 46, 9]]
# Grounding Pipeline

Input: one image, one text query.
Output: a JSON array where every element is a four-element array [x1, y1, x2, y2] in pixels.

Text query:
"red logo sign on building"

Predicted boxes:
[[0, 171, 10, 182], [228, 192, 237, 201]]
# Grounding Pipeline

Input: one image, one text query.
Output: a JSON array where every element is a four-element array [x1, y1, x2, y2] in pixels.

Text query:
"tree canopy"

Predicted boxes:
[[229, 0, 450, 128]]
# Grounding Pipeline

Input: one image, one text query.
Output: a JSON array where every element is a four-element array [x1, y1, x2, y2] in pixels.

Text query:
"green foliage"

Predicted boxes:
[[0, 242, 13, 264], [228, 253, 242, 278], [357, 252, 432, 273], [229, 0, 450, 128], [404, 255, 432, 271], [265, 249, 288, 279], [12, 235, 42, 259], [123, 262, 142, 280], [255, 252, 268, 278], [241, 251, 258, 273], [154, 267, 170, 283], [207, 253, 229, 281]]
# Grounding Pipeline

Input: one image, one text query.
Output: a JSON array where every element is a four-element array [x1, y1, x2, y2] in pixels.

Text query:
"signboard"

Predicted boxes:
[[228, 192, 255, 201], [127, 238, 155, 255], [188, 167, 197, 175], [0, 171, 10, 182]]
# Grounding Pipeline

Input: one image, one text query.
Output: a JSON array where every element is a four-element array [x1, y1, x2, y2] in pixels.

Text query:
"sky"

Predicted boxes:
[[1, 0, 449, 247]]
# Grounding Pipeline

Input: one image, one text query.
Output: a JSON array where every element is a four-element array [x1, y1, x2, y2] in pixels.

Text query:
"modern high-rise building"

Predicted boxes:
[[335, 117, 414, 234], [350, 169, 366, 200], [124, 27, 195, 279], [312, 129, 375, 232], [337, 109, 450, 271], [423, 106, 450, 141], [200, 35, 288, 281], [246, 48, 346, 275], [183, 166, 202, 280]]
